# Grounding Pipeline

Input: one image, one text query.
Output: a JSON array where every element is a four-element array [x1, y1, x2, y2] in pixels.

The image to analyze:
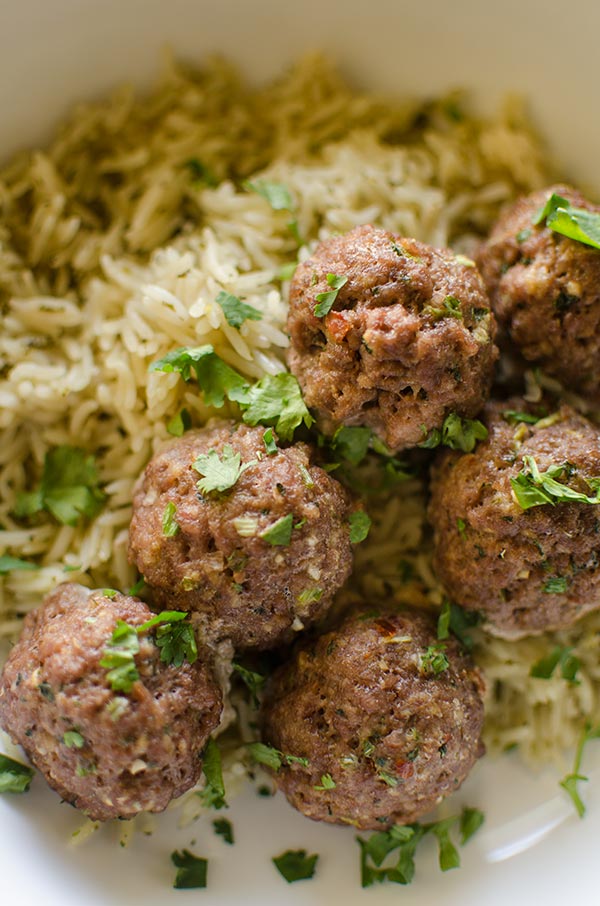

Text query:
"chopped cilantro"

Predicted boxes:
[[349, 510, 371, 544], [166, 408, 192, 437], [431, 818, 460, 871], [171, 849, 208, 889], [241, 372, 314, 441], [559, 723, 600, 817], [199, 738, 227, 810], [185, 158, 218, 187], [543, 575, 568, 594], [193, 445, 255, 495], [459, 807, 485, 844], [510, 455, 600, 510], [213, 817, 234, 845], [14, 446, 105, 526], [298, 587, 323, 606], [232, 662, 266, 707], [534, 192, 600, 250], [331, 426, 372, 465], [62, 730, 85, 749], [263, 428, 278, 455], [149, 345, 249, 408], [272, 849, 318, 883], [260, 513, 294, 546], [314, 773, 336, 790], [100, 620, 140, 692], [215, 290, 262, 329], [154, 618, 198, 668], [0, 555, 38, 574], [127, 576, 146, 597], [275, 262, 298, 281], [439, 601, 481, 651], [419, 413, 487, 453], [314, 273, 348, 317], [162, 501, 180, 537], [456, 517, 467, 538], [530, 645, 580, 683], [419, 644, 449, 675], [247, 742, 309, 770], [0, 754, 34, 794], [423, 295, 463, 321], [244, 179, 294, 212], [502, 409, 544, 425]]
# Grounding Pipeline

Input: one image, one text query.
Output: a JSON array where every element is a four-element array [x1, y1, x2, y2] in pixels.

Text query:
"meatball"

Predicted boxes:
[[287, 224, 497, 451], [128, 421, 354, 650], [428, 399, 600, 638], [260, 608, 485, 829], [0, 584, 223, 821], [477, 184, 600, 400]]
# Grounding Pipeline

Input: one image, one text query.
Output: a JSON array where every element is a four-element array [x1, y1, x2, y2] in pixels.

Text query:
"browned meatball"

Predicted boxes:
[[477, 184, 600, 400], [287, 225, 497, 451], [260, 608, 485, 829], [0, 584, 223, 821], [128, 421, 355, 651], [428, 399, 600, 638]]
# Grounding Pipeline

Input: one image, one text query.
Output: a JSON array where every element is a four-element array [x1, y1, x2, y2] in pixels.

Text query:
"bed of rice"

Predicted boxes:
[[1, 51, 599, 794]]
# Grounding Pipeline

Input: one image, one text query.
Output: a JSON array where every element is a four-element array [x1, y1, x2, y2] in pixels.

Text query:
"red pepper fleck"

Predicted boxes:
[[394, 761, 415, 779], [326, 311, 353, 343], [373, 617, 399, 638]]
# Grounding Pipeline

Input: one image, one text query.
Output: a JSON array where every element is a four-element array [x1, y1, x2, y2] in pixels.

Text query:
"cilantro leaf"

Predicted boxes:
[[215, 290, 262, 330], [199, 738, 227, 810], [166, 408, 192, 437], [423, 295, 463, 321], [155, 620, 198, 667], [510, 456, 600, 510], [331, 426, 372, 466], [431, 818, 460, 871], [543, 575, 568, 594], [349, 510, 371, 544], [0, 555, 38, 574], [62, 730, 85, 749], [272, 849, 318, 883], [193, 445, 255, 495], [213, 817, 234, 845], [241, 372, 314, 441], [419, 413, 487, 453], [559, 723, 600, 818], [247, 742, 309, 770], [419, 644, 449, 676], [314, 773, 336, 790], [459, 807, 485, 844], [149, 345, 250, 408], [100, 620, 140, 692], [263, 428, 278, 455], [314, 273, 348, 317], [260, 513, 294, 547], [0, 754, 34, 794], [502, 409, 544, 426], [530, 645, 580, 684], [171, 850, 208, 889], [162, 501, 180, 537], [534, 192, 600, 250], [244, 179, 294, 212], [15, 446, 105, 526], [232, 662, 266, 707], [437, 600, 481, 650]]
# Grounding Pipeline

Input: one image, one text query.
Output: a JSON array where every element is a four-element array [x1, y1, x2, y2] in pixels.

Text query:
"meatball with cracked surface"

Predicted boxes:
[[128, 421, 355, 650], [428, 399, 600, 638], [477, 184, 600, 400], [287, 224, 497, 451], [260, 608, 485, 829], [0, 583, 223, 820]]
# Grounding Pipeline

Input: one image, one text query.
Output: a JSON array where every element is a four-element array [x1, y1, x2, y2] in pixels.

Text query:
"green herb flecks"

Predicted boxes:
[[423, 295, 463, 321], [314, 773, 336, 791], [559, 723, 600, 818], [419, 413, 488, 453], [244, 179, 300, 243], [419, 644, 449, 676], [331, 426, 372, 466], [502, 409, 544, 426], [263, 428, 278, 455], [15, 446, 106, 526], [100, 620, 140, 693], [193, 445, 256, 495], [314, 273, 348, 318], [272, 849, 318, 883], [530, 645, 580, 684], [215, 290, 262, 330], [260, 513, 294, 547], [171, 849, 208, 889], [349, 510, 371, 544], [166, 408, 192, 437], [533, 192, 600, 250], [213, 817, 234, 844], [247, 742, 309, 771], [149, 345, 249, 408], [0, 555, 39, 574], [543, 575, 569, 594], [510, 455, 600, 510], [437, 599, 481, 651], [185, 158, 218, 187], [232, 662, 266, 707], [199, 738, 227, 810], [0, 754, 35, 794], [62, 730, 85, 749], [356, 806, 484, 888], [162, 501, 180, 537]]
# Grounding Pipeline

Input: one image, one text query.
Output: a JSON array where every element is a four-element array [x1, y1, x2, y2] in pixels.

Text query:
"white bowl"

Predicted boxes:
[[1, 2, 599, 905]]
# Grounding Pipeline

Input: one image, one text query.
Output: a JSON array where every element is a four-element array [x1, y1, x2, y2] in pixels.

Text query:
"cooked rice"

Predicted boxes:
[[0, 52, 593, 784]]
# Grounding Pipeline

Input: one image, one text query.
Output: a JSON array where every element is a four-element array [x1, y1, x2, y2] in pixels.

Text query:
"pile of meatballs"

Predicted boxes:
[[2, 183, 600, 831]]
